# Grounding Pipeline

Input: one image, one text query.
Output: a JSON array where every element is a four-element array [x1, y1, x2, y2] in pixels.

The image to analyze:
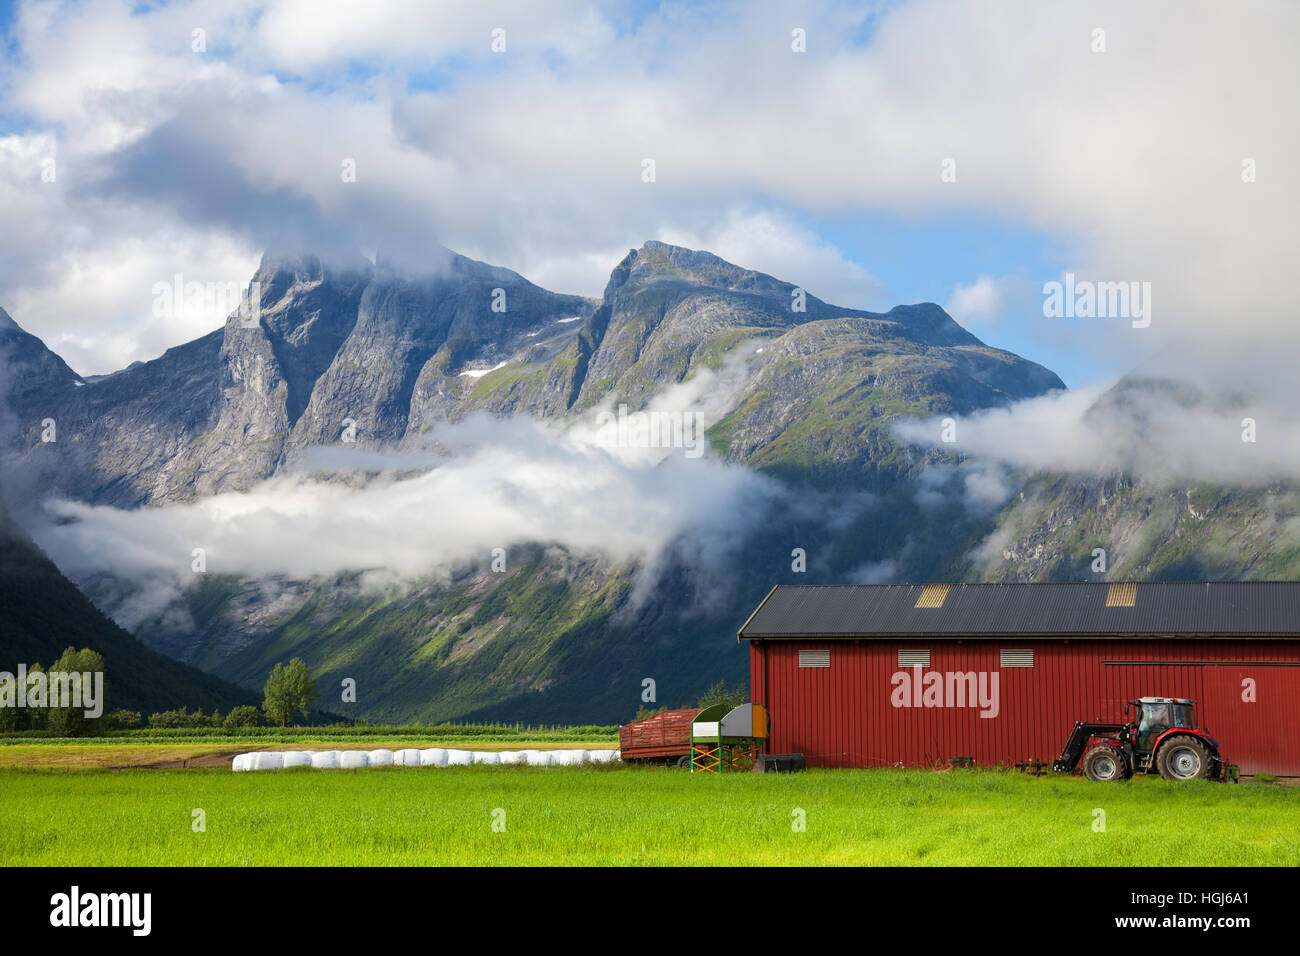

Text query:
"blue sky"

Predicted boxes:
[[809, 210, 1098, 384]]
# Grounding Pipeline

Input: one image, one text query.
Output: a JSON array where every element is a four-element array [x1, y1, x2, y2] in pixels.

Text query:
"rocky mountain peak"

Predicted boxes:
[[625, 240, 795, 300]]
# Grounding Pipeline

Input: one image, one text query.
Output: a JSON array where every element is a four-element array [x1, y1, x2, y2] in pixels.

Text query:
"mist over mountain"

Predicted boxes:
[[0, 485, 256, 715], [15, 238, 1289, 722]]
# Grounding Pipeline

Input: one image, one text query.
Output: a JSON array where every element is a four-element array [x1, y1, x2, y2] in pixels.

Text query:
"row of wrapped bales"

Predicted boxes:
[[232, 748, 621, 771]]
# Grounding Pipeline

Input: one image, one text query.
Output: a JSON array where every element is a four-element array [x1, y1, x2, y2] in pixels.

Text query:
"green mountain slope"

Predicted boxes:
[[0, 495, 257, 714], [970, 473, 1300, 583]]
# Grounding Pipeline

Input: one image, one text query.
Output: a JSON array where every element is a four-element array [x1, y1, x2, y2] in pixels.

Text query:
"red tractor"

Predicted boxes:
[[1052, 697, 1228, 782]]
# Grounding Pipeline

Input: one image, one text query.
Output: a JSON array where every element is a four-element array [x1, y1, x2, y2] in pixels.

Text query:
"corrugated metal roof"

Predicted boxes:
[[738, 582, 1300, 640]]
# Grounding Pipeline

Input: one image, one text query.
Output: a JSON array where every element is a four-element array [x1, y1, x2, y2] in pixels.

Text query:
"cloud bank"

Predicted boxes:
[[29, 361, 786, 627], [0, 0, 1293, 383], [896, 363, 1300, 489]]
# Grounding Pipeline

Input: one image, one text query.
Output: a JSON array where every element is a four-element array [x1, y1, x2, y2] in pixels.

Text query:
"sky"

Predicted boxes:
[[0, 0, 1295, 387]]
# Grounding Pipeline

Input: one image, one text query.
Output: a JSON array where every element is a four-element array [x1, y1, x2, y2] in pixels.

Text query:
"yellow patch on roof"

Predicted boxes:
[[1106, 582, 1137, 607], [914, 584, 952, 608]]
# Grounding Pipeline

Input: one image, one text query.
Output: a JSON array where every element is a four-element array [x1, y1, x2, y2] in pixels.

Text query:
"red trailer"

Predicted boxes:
[[618, 708, 702, 764], [740, 581, 1300, 775]]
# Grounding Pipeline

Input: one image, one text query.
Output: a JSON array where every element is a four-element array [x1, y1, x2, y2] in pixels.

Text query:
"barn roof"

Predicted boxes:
[[737, 582, 1300, 641]]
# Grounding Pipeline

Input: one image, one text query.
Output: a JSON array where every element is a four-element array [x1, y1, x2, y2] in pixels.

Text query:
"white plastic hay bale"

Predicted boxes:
[[232, 753, 251, 772], [339, 750, 370, 769], [252, 752, 284, 771], [472, 751, 500, 765], [419, 748, 448, 768], [395, 748, 422, 767], [496, 751, 523, 765], [588, 749, 620, 764], [443, 749, 473, 766], [522, 750, 551, 767], [549, 749, 589, 766], [311, 750, 341, 769], [368, 749, 395, 767], [282, 751, 313, 768]]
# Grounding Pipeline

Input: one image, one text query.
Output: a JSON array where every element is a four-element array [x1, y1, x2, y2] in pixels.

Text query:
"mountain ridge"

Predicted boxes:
[[1, 239, 1074, 721]]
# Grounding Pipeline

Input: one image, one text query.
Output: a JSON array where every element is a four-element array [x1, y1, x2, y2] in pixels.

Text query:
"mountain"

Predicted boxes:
[[2, 251, 595, 507], [966, 375, 1300, 583], [973, 472, 1300, 582], [0, 490, 257, 715], [0, 241, 1066, 722]]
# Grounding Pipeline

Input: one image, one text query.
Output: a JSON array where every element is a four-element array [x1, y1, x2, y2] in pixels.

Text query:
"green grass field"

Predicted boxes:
[[3, 763, 1298, 866]]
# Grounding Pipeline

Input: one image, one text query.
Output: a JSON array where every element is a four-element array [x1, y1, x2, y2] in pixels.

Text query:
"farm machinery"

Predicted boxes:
[[619, 702, 796, 772], [1052, 696, 1234, 782]]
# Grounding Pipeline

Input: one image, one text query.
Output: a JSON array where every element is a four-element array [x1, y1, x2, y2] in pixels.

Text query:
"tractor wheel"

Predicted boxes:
[[1082, 746, 1127, 782], [1157, 736, 1213, 781]]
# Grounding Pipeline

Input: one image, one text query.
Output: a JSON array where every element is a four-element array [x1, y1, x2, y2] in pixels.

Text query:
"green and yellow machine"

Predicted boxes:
[[689, 703, 769, 773]]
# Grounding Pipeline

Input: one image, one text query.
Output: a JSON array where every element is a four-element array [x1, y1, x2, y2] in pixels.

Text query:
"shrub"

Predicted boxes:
[[222, 705, 263, 733], [103, 709, 142, 730], [148, 706, 219, 729]]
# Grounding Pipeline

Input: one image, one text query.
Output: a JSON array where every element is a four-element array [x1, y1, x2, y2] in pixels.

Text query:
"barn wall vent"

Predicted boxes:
[[898, 649, 931, 668], [1000, 649, 1034, 668], [798, 649, 830, 668]]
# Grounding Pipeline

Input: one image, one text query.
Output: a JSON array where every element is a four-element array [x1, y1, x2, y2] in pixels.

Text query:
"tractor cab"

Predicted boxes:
[[1126, 697, 1197, 752]]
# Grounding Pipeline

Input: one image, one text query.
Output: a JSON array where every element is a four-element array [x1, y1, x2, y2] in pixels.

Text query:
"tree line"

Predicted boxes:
[[0, 648, 320, 736]]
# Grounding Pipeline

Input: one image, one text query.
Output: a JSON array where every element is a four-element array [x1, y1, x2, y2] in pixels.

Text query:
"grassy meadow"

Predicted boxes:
[[2, 760, 1298, 866]]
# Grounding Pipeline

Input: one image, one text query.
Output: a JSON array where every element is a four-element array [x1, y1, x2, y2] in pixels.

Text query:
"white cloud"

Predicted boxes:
[[0, 0, 1293, 387], [944, 275, 1032, 327], [30, 360, 783, 627], [895, 367, 1300, 489]]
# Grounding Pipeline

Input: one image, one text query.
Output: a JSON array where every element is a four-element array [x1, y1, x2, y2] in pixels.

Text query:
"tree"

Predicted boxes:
[[103, 709, 142, 730], [696, 680, 748, 713], [262, 659, 319, 727], [633, 703, 669, 722], [147, 708, 184, 728], [16, 663, 46, 731], [222, 704, 263, 733], [45, 647, 106, 737]]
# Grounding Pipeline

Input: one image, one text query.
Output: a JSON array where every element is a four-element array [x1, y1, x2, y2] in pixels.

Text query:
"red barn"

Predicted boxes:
[[740, 582, 1300, 775]]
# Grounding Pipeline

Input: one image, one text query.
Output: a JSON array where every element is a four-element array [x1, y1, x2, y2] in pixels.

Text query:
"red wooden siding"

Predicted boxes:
[[749, 639, 1300, 774]]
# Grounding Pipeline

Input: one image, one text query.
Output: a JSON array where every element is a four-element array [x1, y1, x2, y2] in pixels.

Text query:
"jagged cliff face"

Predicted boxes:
[[2, 242, 1062, 506], [2, 251, 594, 506], [1, 241, 1071, 722]]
